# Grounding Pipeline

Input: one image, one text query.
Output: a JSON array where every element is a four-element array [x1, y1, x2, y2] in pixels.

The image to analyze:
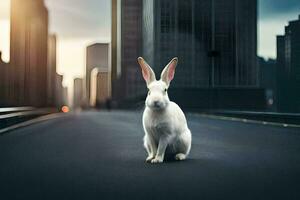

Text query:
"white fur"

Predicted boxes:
[[138, 57, 192, 163]]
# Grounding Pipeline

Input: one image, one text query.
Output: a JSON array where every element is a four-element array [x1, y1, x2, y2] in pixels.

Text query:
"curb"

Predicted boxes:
[[0, 113, 66, 135]]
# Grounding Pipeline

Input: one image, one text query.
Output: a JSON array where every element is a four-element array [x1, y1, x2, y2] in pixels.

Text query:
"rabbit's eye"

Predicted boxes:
[[164, 88, 167, 92], [148, 90, 151, 95]]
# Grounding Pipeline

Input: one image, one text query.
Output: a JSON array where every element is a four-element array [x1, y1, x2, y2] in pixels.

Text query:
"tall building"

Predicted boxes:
[[10, 0, 49, 107], [258, 57, 276, 110], [111, 0, 119, 82], [96, 71, 110, 106], [112, 0, 145, 101], [276, 15, 300, 112], [47, 34, 57, 106], [86, 43, 110, 105], [55, 74, 67, 107], [47, 34, 65, 108], [89, 68, 110, 107], [62, 86, 69, 107], [142, 0, 258, 88], [73, 78, 84, 108]]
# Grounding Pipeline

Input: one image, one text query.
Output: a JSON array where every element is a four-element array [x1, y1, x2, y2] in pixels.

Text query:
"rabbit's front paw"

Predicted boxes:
[[151, 157, 163, 164], [145, 155, 155, 163], [175, 153, 186, 161]]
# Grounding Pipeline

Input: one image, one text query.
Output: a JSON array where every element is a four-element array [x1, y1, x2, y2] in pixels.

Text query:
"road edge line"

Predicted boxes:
[[190, 113, 300, 128]]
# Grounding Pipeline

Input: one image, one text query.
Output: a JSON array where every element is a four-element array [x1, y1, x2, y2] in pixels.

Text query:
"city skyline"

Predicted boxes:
[[1, 1, 300, 196], [0, 0, 67, 108], [0, 0, 299, 87]]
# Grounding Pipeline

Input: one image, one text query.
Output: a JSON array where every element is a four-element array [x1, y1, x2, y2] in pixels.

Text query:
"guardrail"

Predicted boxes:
[[0, 107, 59, 129]]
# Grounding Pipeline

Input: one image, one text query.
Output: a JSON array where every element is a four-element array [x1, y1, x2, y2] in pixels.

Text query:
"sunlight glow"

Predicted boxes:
[[56, 37, 109, 83], [0, 0, 10, 63], [0, 20, 10, 62]]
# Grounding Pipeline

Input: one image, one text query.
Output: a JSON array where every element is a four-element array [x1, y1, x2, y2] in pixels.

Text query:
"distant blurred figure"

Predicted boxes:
[[105, 98, 112, 111]]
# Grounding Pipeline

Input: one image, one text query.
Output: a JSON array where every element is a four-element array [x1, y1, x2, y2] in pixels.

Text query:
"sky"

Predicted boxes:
[[0, 0, 111, 87], [0, 0, 10, 63], [259, 0, 300, 58], [0, 0, 300, 85], [45, 0, 111, 86]]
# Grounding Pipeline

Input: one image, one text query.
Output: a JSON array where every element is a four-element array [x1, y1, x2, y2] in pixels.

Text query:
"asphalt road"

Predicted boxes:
[[0, 111, 300, 200]]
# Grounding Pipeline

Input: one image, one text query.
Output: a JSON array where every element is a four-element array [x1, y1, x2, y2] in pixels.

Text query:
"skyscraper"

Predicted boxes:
[[142, 0, 258, 88], [276, 15, 300, 112], [111, 0, 120, 82], [73, 78, 84, 108], [55, 74, 67, 107], [96, 71, 110, 106], [47, 34, 57, 106], [86, 43, 110, 105], [111, 0, 144, 102], [258, 57, 276, 110], [113, 0, 145, 99], [10, 0, 49, 106]]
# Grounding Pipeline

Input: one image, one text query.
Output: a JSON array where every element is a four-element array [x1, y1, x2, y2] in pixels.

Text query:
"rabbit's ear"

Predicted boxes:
[[138, 57, 156, 86], [160, 57, 178, 87]]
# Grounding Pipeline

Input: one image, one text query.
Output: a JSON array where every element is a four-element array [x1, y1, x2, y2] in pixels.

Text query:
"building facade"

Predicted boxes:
[[85, 43, 111, 106], [73, 78, 84, 108], [112, 0, 145, 102], [258, 57, 277, 110], [9, 0, 49, 107], [55, 74, 68, 107], [111, 0, 119, 82], [276, 15, 300, 112], [96, 71, 110, 106], [89, 68, 110, 107], [86, 43, 110, 105], [142, 0, 258, 88], [47, 34, 57, 106], [0, 0, 66, 108]]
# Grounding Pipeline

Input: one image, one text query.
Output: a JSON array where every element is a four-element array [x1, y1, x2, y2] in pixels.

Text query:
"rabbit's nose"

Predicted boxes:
[[153, 101, 160, 107]]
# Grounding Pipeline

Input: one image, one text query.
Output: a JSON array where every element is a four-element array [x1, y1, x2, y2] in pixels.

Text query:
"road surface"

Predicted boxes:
[[0, 111, 299, 200]]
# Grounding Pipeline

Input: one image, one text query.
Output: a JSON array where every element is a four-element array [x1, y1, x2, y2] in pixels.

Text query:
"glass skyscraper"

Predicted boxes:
[[277, 15, 300, 112], [112, 0, 145, 101], [142, 0, 258, 88]]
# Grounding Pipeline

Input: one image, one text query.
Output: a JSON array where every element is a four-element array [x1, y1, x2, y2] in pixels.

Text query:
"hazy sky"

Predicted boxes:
[[0, 0, 300, 85], [0, 0, 10, 63], [45, 0, 111, 86], [0, 0, 111, 86], [259, 0, 300, 58]]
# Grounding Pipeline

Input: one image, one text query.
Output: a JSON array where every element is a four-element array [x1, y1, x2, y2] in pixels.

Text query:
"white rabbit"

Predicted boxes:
[[138, 57, 192, 164]]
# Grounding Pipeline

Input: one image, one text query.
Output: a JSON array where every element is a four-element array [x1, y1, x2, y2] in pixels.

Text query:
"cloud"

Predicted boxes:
[[258, 0, 300, 58], [259, 0, 300, 19], [45, 0, 111, 38], [258, 13, 299, 59]]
